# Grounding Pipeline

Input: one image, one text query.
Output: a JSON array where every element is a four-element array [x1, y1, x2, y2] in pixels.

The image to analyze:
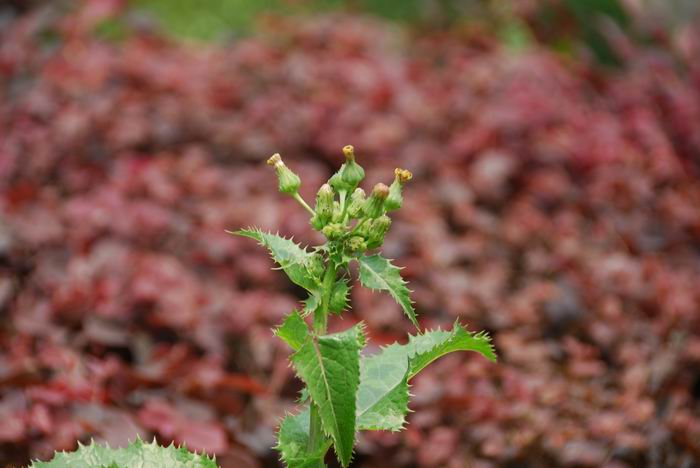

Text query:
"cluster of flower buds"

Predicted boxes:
[[267, 146, 411, 255]]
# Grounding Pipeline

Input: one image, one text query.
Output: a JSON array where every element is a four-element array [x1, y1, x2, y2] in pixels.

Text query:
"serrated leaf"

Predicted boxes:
[[230, 228, 319, 292], [404, 321, 496, 377], [276, 408, 331, 468], [302, 292, 320, 317], [356, 347, 410, 431], [298, 387, 310, 404], [328, 279, 350, 314], [355, 323, 495, 432], [275, 311, 309, 351], [358, 254, 417, 327], [31, 437, 218, 468], [291, 325, 364, 467]]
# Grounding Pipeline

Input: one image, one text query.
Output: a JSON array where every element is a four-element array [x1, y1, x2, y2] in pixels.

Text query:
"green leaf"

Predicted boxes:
[[356, 347, 410, 431], [404, 321, 496, 378], [302, 292, 320, 317], [276, 408, 331, 468], [230, 228, 319, 292], [328, 279, 350, 314], [31, 437, 218, 468], [291, 325, 364, 467], [355, 323, 495, 432], [275, 311, 309, 351], [297, 387, 310, 404], [358, 254, 417, 327]]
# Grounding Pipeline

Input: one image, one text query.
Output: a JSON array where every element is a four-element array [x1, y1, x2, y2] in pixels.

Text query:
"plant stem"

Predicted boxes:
[[293, 192, 316, 216], [308, 262, 337, 460], [338, 189, 348, 220]]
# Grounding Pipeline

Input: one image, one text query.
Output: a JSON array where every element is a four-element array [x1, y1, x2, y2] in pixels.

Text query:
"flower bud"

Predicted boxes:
[[339, 145, 365, 189], [347, 236, 367, 252], [267, 153, 301, 195], [321, 223, 345, 240], [366, 215, 391, 249], [329, 145, 365, 192], [355, 218, 372, 239], [342, 145, 355, 159], [385, 168, 412, 211], [363, 183, 389, 218], [311, 214, 325, 231], [328, 172, 348, 193], [347, 188, 366, 219], [395, 168, 413, 184], [315, 183, 334, 224]]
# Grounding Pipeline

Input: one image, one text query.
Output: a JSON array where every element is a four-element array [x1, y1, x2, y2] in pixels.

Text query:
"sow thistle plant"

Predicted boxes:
[[230, 146, 496, 468]]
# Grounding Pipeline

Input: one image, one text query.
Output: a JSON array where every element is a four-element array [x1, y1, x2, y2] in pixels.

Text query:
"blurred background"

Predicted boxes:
[[2, 0, 700, 466]]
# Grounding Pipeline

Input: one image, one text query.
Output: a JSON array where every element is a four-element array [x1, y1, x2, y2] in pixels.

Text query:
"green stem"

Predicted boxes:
[[308, 262, 337, 460], [292, 192, 316, 216], [338, 189, 348, 220]]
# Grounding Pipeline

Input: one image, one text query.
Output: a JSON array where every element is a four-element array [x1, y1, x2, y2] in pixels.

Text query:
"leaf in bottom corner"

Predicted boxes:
[[30, 437, 218, 468]]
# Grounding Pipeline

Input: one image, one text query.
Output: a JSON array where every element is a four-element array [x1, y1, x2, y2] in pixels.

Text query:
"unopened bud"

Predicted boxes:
[[366, 215, 391, 249], [328, 172, 347, 192], [372, 183, 390, 198], [311, 214, 325, 231], [342, 145, 356, 161], [341, 160, 365, 189], [330, 145, 365, 192], [267, 153, 300, 195], [315, 184, 334, 223], [385, 168, 412, 211], [395, 168, 413, 184], [322, 223, 345, 240], [363, 183, 389, 218], [267, 154, 282, 167], [347, 236, 367, 252], [347, 188, 366, 219]]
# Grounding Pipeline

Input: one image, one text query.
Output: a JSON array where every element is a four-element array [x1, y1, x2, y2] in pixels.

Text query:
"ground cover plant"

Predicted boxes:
[[233, 149, 495, 466], [2, 1, 700, 467]]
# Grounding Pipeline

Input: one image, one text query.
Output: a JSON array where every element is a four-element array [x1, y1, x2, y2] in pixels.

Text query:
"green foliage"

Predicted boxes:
[[276, 409, 331, 468], [328, 279, 350, 314], [291, 325, 364, 467], [231, 228, 320, 292], [358, 254, 417, 327], [275, 310, 309, 351], [31, 437, 217, 468], [402, 322, 497, 377], [356, 347, 410, 431], [232, 147, 496, 467], [357, 322, 494, 431]]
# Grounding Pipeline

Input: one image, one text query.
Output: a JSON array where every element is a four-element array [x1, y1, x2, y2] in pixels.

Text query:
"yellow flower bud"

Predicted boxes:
[[267, 153, 300, 195]]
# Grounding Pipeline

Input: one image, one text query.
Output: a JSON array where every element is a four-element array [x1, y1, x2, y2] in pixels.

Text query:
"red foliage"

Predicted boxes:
[[2, 2, 700, 467]]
